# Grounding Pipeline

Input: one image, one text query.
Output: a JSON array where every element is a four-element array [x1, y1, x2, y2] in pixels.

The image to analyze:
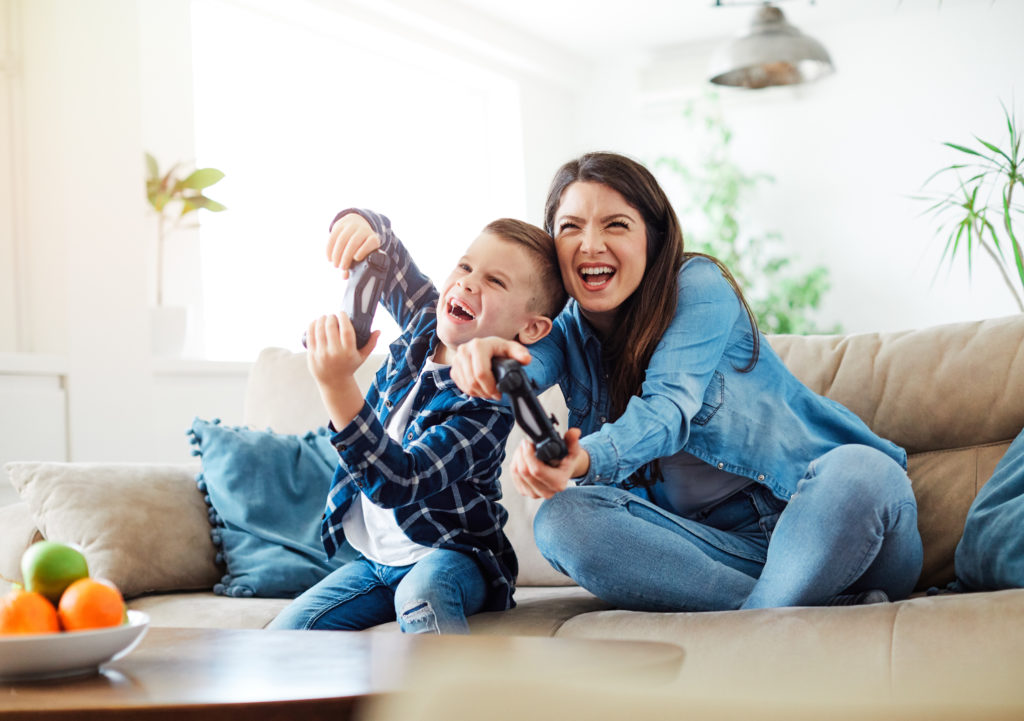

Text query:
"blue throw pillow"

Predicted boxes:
[[955, 427, 1024, 591], [188, 417, 355, 598]]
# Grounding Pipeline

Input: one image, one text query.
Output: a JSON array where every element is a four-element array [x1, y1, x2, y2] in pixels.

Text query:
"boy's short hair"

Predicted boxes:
[[482, 218, 567, 320]]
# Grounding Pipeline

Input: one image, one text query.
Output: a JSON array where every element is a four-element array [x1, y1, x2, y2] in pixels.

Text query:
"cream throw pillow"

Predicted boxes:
[[6, 462, 221, 599]]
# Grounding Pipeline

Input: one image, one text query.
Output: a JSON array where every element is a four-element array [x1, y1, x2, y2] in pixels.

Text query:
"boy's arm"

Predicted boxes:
[[330, 399, 513, 510], [328, 209, 437, 331]]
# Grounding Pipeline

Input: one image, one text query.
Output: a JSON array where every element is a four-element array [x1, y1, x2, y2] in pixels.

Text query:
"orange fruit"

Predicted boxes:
[[57, 578, 126, 632], [0, 588, 61, 635]]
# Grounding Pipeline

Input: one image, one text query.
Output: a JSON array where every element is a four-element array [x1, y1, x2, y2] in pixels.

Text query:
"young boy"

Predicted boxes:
[[268, 209, 566, 634]]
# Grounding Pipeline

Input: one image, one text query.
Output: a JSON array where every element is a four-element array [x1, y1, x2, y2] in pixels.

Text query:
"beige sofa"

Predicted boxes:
[[3, 314, 1024, 708]]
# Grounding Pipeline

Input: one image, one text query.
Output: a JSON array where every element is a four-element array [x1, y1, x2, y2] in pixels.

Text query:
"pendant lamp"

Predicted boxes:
[[709, 3, 834, 89]]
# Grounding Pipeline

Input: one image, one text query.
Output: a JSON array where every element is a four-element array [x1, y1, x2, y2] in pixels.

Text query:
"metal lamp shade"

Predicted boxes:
[[709, 4, 834, 89]]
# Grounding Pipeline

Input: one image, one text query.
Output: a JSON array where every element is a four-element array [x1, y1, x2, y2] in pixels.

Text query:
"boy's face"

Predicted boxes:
[[435, 231, 549, 358]]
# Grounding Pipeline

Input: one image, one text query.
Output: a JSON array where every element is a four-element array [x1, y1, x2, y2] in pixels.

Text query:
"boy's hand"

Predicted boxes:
[[306, 314, 379, 429], [509, 428, 587, 500], [328, 214, 382, 279], [451, 337, 533, 401], [306, 313, 379, 381]]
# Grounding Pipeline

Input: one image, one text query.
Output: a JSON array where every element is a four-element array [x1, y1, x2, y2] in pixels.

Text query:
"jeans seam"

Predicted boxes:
[[305, 581, 385, 630]]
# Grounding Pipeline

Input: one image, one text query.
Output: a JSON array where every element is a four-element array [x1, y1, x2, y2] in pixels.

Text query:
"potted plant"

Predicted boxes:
[[144, 153, 226, 355], [915, 102, 1023, 311], [656, 98, 840, 335]]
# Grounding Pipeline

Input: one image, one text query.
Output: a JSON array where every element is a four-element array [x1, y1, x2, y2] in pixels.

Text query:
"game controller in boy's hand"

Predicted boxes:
[[304, 250, 390, 349], [491, 357, 568, 467]]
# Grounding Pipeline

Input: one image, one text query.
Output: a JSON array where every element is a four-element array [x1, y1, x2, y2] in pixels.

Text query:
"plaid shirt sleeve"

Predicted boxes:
[[329, 208, 437, 331], [330, 397, 512, 510]]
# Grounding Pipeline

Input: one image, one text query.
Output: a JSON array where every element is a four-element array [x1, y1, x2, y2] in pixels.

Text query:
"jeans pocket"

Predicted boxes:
[[747, 484, 787, 540]]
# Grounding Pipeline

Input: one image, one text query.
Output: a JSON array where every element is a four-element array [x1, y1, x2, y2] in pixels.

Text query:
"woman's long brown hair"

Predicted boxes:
[[544, 152, 759, 488]]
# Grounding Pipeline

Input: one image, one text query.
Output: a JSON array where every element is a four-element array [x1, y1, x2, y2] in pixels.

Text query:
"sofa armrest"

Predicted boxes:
[[0, 502, 42, 590]]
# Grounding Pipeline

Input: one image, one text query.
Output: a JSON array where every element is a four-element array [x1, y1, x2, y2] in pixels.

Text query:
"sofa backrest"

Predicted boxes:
[[243, 314, 1024, 592], [769, 314, 1024, 588]]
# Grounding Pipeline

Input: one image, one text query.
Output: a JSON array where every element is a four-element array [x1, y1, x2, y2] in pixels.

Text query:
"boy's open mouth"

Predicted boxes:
[[579, 264, 616, 289], [447, 297, 476, 321]]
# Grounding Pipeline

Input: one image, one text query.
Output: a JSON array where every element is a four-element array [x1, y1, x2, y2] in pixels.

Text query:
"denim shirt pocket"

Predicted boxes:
[[563, 374, 595, 431], [692, 371, 725, 426]]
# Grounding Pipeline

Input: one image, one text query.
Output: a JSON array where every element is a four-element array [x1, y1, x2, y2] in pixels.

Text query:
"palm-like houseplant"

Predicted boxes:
[[915, 103, 1023, 311], [144, 153, 227, 307]]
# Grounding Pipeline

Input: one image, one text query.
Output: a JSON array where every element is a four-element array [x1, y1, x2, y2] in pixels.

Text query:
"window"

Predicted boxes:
[[191, 0, 525, 360]]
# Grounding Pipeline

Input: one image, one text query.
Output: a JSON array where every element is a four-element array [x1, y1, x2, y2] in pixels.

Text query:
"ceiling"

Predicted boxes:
[[447, 0, 971, 60]]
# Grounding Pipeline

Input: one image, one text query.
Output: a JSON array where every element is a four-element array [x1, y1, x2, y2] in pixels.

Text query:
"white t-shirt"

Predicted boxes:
[[340, 360, 445, 566]]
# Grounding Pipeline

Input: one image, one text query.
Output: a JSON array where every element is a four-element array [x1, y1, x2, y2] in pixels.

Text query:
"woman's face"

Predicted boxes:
[[552, 181, 648, 333]]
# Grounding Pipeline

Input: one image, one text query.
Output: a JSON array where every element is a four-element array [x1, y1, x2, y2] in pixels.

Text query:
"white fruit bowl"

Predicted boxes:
[[0, 610, 149, 681]]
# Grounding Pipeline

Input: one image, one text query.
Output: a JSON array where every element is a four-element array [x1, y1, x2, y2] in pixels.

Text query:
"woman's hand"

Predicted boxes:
[[451, 337, 532, 400], [509, 428, 588, 500], [327, 214, 381, 279]]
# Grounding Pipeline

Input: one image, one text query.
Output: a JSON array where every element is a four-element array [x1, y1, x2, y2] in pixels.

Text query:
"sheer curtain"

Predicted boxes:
[[191, 0, 526, 360]]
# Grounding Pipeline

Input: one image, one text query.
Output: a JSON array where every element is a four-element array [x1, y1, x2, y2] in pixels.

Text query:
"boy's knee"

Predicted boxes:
[[398, 598, 441, 634]]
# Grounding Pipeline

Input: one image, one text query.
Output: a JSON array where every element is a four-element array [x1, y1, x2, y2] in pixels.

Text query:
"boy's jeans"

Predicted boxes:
[[267, 549, 487, 633], [535, 444, 923, 610]]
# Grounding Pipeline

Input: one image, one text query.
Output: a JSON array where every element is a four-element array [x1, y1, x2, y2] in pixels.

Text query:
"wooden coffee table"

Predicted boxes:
[[0, 627, 683, 720]]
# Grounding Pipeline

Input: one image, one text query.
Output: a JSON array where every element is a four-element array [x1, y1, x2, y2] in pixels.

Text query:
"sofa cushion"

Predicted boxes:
[[0, 501, 43, 592], [188, 418, 355, 598], [766, 314, 1024, 455], [366, 586, 612, 636], [127, 591, 291, 629], [908, 440, 1011, 590], [5, 462, 220, 599]]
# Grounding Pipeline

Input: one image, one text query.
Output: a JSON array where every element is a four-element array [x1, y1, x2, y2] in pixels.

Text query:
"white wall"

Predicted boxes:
[[0, 0, 249, 505], [578, 1, 1024, 334]]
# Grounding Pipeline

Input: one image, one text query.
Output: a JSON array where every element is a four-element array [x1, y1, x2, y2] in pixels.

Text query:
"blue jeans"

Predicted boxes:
[[266, 549, 487, 633], [534, 444, 923, 610]]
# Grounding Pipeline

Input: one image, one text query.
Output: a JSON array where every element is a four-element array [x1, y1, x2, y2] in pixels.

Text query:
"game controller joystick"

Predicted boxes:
[[491, 357, 568, 467], [304, 249, 389, 349]]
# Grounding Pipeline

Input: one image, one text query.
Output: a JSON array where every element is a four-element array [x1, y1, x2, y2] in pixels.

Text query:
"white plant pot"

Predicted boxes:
[[151, 305, 188, 357]]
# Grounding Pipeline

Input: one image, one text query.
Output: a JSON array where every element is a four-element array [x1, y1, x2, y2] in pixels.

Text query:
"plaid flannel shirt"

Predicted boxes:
[[320, 209, 518, 612]]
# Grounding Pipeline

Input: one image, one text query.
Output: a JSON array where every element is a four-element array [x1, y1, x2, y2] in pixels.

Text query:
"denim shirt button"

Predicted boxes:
[[600, 416, 607, 423], [757, 474, 765, 481], [717, 462, 725, 469]]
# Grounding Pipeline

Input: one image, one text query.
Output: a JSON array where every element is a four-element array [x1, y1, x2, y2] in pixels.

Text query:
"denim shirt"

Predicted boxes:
[[526, 257, 907, 502]]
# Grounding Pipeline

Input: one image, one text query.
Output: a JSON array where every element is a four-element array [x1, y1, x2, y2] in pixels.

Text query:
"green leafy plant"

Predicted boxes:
[[145, 153, 226, 306], [656, 101, 840, 335], [915, 102, 1023, 311]]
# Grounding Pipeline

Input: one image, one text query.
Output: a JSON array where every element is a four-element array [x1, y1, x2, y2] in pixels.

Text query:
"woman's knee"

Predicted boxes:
[[807, 444, 915, 505], [533, 486, 619, 558]]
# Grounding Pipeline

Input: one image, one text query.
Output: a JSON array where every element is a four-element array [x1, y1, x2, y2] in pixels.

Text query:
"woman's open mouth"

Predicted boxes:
[[578, 264, 616, 290], [446, 297, 476, 322]]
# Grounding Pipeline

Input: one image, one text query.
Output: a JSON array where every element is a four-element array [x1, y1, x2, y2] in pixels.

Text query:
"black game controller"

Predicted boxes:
[[492, 358, 568, 467], [304, 250, 389, 349]]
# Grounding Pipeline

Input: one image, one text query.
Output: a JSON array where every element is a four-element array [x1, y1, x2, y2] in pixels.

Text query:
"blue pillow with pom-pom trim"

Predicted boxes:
[[189, 417, 356, 598]]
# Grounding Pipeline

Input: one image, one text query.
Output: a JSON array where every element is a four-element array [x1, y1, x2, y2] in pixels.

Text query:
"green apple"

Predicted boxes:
[[21, 540, 89, 605]]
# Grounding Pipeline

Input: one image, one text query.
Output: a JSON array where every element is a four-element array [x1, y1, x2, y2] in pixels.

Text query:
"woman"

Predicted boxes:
[[451, 151, 923, 610]]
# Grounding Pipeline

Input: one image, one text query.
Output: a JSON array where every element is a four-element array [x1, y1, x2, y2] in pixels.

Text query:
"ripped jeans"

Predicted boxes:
[[266, 549, 486, 634]]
